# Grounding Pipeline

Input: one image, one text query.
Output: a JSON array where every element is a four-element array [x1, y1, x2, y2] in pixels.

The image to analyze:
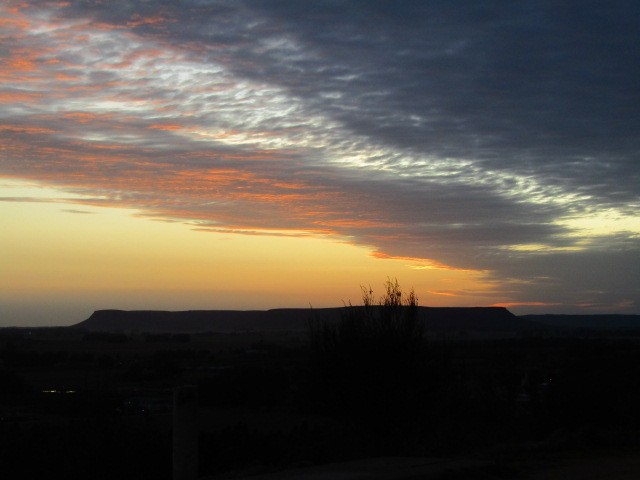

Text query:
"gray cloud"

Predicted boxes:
[[66, 1, 639, 204]]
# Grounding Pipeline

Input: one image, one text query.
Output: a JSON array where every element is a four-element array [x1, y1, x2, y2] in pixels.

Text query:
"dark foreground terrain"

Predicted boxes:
[[2, 307, 640, 479]]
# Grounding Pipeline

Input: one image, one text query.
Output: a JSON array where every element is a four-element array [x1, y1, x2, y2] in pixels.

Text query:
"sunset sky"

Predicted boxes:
[[1, 1, 639, 326]]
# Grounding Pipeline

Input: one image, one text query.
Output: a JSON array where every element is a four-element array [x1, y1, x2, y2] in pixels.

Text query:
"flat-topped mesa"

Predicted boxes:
[[73, 308, 339, 333], [418, 306, 517, 331], [71, 306, 527, 334]]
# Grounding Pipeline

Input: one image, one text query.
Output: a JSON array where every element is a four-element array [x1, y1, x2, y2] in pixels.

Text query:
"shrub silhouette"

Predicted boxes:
[[309, 278, 422, 357], [308, 279, 429, 449]]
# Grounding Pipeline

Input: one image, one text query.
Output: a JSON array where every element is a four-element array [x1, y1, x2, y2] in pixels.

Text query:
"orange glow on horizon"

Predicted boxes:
[[0, 179, 500, 326]]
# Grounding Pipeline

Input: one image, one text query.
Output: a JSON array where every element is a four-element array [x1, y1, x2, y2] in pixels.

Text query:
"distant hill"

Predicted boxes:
[[521, 314, 640, 330], [72, 306, 528, 334], [73, 309, 332, 333]]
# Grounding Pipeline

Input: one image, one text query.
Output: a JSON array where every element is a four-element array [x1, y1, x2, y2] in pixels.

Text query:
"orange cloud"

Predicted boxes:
[[312, 218, 399, 229], [0, 49, 44, 82], [1, 132, 322, 216], [427, 290, 460, 297], [53, 71, 80, 82], [0, 5, 30, 29], [370, 251, 462, 271], [191, 226, 327, 238], [149, 124, 184, 131], [8, 56, 36, 71], [61, 112, 118, 124], [0, 124, 56, 134], [126, 14, 173, 28], [0, 91, 41, 103]]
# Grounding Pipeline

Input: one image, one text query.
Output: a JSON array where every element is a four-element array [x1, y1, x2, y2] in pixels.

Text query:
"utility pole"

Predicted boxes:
[[173, 385, 198, 480]]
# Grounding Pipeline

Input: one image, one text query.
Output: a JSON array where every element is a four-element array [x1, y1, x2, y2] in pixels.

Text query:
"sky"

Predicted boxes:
[[1, 1, 639, 326]]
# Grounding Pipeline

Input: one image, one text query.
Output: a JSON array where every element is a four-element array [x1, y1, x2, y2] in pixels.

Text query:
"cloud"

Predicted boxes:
[[60, 208, 95, 215], [0, 196, 51, 203], [1, 0, 638, 312]]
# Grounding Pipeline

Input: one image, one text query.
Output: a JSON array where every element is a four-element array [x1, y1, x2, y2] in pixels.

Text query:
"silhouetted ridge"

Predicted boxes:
[[522, 314, 640, 330], [72, 306, 526, 333], [419, 306, 519, 331], [75, 309, 326, 333]]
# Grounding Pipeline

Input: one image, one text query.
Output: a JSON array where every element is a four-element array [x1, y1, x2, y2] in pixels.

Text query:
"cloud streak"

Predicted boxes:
[[1, 0, 639, 312]]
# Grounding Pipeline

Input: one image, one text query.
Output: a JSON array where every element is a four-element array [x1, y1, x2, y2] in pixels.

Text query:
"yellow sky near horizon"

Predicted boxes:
[[1, 179, 502, 326]]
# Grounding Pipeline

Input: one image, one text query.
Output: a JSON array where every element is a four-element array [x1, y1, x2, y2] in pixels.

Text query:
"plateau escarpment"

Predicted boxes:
[[72, 306, 529, 334]]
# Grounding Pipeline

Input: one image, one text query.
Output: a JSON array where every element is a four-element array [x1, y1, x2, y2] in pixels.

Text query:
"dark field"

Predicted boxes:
[[2, 324, 640, 479]]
